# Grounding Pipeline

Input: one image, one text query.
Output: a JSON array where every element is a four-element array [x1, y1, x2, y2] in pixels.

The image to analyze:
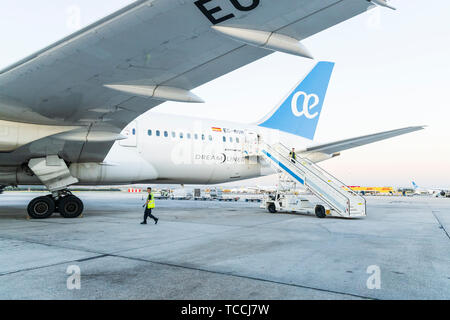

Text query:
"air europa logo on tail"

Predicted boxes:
[[291, 91, 320, 119], [257, 61, 334, 140]]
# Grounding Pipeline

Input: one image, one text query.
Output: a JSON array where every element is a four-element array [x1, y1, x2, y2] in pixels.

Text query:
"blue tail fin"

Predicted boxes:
[[412, 181, 418, 189], [258, 61, 335, 140]]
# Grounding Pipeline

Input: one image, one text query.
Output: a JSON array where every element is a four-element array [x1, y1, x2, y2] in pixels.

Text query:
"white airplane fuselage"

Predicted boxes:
[[68, 112, 310, 186]]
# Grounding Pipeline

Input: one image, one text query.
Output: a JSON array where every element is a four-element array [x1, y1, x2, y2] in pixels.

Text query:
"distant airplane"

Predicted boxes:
[[412, 182, 449, 197]]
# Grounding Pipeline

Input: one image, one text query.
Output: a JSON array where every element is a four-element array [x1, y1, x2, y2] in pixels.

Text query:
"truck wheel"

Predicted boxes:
[[315, 205, 326, 219], [268, 203, 277, 214]]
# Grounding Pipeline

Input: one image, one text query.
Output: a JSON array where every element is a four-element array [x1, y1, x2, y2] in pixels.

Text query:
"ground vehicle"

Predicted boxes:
[[261, 192, 330, 218]]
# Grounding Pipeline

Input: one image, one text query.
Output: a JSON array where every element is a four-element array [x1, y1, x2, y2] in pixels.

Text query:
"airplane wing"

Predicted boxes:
[[302, 126, 425, 155], [0, 0, 377, 164]]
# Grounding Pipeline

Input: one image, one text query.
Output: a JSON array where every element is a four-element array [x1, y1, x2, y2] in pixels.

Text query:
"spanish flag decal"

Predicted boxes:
[[212, 127, 222, 132]]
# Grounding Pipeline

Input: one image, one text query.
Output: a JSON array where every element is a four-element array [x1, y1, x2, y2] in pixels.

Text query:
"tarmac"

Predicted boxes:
[[0, 191, 449, 300]]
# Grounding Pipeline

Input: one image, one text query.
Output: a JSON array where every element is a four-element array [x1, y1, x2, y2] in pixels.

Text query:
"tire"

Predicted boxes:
[[27, 196, 55, 219], [47, 194, 60, 213], [59, 195, 84, 218], [315, 205, 327, 219], [268, 203, 277, 214]]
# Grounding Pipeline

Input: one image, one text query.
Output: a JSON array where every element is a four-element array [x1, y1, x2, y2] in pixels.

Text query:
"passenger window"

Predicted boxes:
[[148, 130, 152, 136], [180, 132, 183, 139], [132, 129, 136, 135], [187, 133, 191, 139], [156, 130, 160, 137], [201, 134, 205, 141], [194, 134, 198, 140], [164, 131, 168, 137], [236, 137, 240, 143], [222, 136, 226, 143], [229, 137, 233, 143], [209, 135, 212, 141], [172, 132, 176, 138]]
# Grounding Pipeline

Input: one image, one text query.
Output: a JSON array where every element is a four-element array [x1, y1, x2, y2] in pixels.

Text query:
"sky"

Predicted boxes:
[[0, 0, 449, 188]]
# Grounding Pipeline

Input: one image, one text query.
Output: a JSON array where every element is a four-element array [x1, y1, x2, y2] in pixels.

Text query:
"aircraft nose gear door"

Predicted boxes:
[[119, 121, 138, 147]]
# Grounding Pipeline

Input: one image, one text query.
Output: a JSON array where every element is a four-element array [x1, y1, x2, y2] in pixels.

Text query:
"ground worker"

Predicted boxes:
[[141, 187, 159, 225], [289, 148, 297, 163]]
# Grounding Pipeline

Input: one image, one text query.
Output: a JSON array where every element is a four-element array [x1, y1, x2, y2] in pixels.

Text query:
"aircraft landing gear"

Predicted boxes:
[[57, 195, 84, 218], [27, 196, 56, 219], [27, 190, 84, 219]]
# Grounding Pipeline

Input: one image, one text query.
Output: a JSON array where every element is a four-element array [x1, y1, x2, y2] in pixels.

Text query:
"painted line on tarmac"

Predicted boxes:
[[431, 211, 450, 241], [0, 255, 106, 277]]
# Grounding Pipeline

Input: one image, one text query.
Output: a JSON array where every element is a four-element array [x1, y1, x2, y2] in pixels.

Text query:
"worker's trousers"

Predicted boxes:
[[143, 208, 158, 223]]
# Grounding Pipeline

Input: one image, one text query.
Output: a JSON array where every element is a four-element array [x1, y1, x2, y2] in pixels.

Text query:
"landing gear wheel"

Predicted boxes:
[[268, 203, 277, 214], [27, 196, 55, 219], [47, 194, 59, 213], [58, 195, 84, 218], [315, 205, 326, 219]]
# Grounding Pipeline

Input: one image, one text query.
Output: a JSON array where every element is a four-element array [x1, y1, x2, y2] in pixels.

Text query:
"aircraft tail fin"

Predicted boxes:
[[257, 61, 335, 140]]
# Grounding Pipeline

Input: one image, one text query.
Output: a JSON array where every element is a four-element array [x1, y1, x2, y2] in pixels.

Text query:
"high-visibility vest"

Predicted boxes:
[[290, 152, 297, 160], [147, 193, 155, 209]]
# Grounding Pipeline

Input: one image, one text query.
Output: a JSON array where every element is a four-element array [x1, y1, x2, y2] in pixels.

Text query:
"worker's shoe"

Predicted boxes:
[[140, 221, 147, 225], [155, 218, 159, 225]]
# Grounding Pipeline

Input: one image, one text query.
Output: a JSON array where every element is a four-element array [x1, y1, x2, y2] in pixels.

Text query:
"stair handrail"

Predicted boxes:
[[261, 143, 351, 214], [271, 142, 366, 215], [274, 143, 366, 203]]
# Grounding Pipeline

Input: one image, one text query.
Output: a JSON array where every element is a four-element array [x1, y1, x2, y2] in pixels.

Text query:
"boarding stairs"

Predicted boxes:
[[260, 143, 366, 218]]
